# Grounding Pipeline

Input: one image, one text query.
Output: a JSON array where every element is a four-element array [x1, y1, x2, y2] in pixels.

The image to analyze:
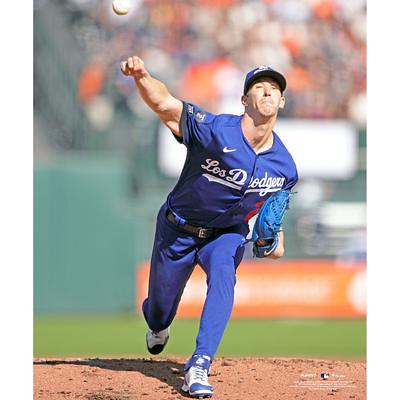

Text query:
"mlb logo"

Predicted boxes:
[[195, 111, 206, 123]]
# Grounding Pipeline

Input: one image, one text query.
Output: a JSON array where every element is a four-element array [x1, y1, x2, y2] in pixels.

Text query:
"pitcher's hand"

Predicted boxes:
[[120, 56, 148, 79]]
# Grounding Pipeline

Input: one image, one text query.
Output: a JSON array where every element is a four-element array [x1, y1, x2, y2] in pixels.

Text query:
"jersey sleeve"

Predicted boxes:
[[283, 165, 299, 191], [176, 101, 216, 149]]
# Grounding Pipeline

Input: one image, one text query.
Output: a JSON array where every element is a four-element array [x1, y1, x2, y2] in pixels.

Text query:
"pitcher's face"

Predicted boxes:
[[242, 78, 285, 118]]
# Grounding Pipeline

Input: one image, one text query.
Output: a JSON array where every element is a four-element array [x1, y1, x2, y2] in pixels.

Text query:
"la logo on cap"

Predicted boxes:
[[254, 66, 272, 74]]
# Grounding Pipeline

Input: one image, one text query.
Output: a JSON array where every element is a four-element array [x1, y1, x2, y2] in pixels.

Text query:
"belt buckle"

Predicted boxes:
[[198, 228, 208, 239]]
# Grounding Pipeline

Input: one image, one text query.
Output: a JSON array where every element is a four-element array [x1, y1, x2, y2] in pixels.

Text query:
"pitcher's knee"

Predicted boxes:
[[207, 264, 236, 288]]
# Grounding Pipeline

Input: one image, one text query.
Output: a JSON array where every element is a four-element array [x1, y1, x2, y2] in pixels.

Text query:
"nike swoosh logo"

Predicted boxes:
[[223, 147, 237, 153]]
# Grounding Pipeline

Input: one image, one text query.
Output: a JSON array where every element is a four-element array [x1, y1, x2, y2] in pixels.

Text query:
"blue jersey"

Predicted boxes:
[[166, 102, 298, 229]]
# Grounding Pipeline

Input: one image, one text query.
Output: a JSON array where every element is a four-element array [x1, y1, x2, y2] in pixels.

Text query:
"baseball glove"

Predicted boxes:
[[251, 190, 294, 258]]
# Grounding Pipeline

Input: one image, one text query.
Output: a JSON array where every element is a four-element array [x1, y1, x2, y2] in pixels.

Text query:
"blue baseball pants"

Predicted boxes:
[[142, 202, 248, 360]]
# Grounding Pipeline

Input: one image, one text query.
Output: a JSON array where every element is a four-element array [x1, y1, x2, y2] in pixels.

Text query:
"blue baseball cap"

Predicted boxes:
[[243, 66, 287, 95]]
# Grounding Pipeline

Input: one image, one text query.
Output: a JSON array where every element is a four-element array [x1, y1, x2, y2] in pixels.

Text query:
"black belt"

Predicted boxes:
[[166, 210, 219, 239]]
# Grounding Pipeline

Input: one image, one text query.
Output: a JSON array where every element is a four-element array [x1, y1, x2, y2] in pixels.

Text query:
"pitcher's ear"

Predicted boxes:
[[279, 96, 285, 109], [241, 95, 248, 107]]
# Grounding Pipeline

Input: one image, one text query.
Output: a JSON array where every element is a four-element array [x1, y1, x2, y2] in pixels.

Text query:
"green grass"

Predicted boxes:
[[34, 315, 365, 359]]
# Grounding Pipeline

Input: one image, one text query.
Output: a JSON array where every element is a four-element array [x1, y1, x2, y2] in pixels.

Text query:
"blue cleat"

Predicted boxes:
[[182, 354, 213, 398]]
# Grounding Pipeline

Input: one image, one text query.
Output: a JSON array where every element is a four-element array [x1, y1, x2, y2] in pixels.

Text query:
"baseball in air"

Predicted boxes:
[[112, 0, 131, 15]]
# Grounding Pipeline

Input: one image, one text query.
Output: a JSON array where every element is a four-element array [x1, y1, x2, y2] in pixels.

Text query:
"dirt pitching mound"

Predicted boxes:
[[34, 357, 365, 399]]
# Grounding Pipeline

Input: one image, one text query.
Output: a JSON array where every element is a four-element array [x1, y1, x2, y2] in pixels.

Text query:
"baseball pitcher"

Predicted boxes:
[[120, 56, 298, 398]]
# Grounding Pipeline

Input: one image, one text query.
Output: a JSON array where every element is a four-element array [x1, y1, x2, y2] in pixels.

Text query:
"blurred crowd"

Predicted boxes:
[[33, 0, 366, 262], [58, 0, 366, 125]]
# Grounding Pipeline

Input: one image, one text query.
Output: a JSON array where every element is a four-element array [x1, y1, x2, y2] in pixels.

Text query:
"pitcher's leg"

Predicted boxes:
[[194, 232, 245, 359], [142, 206, 198, 332], [142, 259, 195, 332]]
